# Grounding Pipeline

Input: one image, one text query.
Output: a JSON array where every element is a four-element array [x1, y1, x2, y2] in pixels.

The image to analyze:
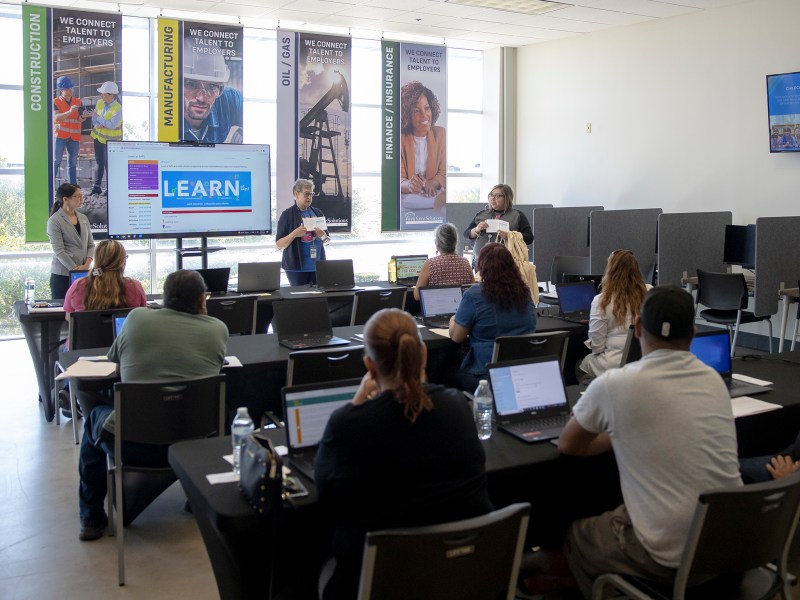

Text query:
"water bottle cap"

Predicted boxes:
[[479, 379, 488, 385], [236, 406, 249, 415]]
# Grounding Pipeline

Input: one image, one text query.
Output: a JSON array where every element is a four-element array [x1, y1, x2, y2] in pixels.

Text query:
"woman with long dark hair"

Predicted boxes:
[[47, 183, 95, 299], [464, 183, 533, 268], [315, 308, 492, 599], [449, 243, 537, 391]]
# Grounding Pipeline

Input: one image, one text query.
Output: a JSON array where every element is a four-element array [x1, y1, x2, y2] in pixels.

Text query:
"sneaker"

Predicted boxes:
[[90, 187, 102, 196], [79, 514, 108, 541]]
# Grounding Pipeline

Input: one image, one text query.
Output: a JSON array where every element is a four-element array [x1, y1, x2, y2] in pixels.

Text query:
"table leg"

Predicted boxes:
[[779, 294, 792, 353]]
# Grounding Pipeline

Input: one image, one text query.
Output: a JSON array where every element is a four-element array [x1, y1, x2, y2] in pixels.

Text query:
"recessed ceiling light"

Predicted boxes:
[[443, 0, 570, 16]]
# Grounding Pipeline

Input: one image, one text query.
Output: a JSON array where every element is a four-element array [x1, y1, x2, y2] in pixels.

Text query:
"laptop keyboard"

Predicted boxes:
[[286, 336, 331, 348], [508, 414, 569, 432]]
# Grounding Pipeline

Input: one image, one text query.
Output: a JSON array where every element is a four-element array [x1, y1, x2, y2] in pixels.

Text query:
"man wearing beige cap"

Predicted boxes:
[[88, 81, 122, 196]]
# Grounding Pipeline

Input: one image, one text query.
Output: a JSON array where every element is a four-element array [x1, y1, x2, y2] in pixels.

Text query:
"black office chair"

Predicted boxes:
[[206, 295, 258, 335], [696, 269, 773, 357], [286, 345, 367, 387], [592, 473, 800, 600], [107, 374, 226, 585], [350, 288, 407, 326], [491, 331, 570, 375], [550, 255, 591, 289], [620, 324, 642, 366], [357, 503, 530, 600]]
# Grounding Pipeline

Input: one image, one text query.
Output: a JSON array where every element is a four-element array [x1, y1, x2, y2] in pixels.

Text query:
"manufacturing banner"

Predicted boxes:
[[276, 31, 352, 231], [157, 18, 180, 142], [382, 42, 447, 231], [23, 6, 122, 241]]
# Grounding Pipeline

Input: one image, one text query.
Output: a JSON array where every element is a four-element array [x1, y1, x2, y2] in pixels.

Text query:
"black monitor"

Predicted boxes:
[[723, 224, 756, 269]]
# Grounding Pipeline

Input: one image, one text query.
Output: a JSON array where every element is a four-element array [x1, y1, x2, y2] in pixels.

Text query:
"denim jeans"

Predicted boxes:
[[54, 137, 79, 184], [92, 138, 107, 192]]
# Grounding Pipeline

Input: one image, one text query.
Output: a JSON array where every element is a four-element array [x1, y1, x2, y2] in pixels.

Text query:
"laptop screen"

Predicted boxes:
[[272, 298, 332, 339], [690, 331, 731, 375], [395, 255, 427, 281], [69, 270, 90, 286], [316, 259, 355, 288], [283, 380, 360, 449], [113, 315, 127, 338], [489, 358, 568, 417], [556, 282, 596, 314], [419, 286, 463, 317]]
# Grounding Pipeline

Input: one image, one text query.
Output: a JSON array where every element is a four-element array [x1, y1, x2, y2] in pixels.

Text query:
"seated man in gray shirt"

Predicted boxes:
[[519, 286, 742, 597], [78, 269, 228, 541]]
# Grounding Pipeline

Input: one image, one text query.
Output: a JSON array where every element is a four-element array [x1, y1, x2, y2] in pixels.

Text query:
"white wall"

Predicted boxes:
[[515, 0, 800, 223]]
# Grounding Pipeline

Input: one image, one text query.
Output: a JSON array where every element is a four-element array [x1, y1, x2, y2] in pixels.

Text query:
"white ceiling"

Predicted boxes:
[[17, 0, 751, 49]]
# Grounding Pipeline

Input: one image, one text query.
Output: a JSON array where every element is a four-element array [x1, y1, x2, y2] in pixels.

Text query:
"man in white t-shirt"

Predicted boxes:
[[520, 285, 742, 597]]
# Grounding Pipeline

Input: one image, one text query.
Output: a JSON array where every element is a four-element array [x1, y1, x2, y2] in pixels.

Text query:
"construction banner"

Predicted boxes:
[[276, 31, 352, 232], [23, 6, 122, 241], [382, 42, 447, 231]]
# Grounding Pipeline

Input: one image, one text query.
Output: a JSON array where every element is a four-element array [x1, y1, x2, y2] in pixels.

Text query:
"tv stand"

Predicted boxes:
[[175, 238, 225, 269]]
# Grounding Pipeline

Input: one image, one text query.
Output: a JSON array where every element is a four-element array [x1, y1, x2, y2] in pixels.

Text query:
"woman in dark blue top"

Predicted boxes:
[[275, 178, 330, 286]]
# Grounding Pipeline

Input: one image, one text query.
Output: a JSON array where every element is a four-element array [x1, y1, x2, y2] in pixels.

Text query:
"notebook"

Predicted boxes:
[[418, 285, 464, 328], [236, 262, 281, 293], [555, 281, 596, 324], [690, 330, 772, 398], [271, 297, 350, 349], [282, 378, 361, 481], [69, 270, 89, 287], [395, 254, 428, 285], [194, 267, 231, 295], [112, 314, 127, 339], [488, 356, 571, 443], [315, 259, 359, 292]]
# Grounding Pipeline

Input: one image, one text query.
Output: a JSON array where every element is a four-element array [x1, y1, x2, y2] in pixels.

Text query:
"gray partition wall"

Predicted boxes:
[[589, 208, 662, 275], [754, 216, 800, 317], [657, 212, 731, 286], [533, 206, 603, 281]]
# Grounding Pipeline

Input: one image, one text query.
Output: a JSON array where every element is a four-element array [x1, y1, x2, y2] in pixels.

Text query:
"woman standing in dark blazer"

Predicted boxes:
[[47, 183, 95, 299]]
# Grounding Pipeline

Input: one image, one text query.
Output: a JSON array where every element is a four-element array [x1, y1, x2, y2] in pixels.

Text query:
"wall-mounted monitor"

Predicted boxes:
[[723, 224, 756, 270], [107, 141, 272, 240], [766, 71, 800, 154]]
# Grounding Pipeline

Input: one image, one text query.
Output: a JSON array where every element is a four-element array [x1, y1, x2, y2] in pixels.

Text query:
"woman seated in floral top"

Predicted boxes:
[[413, 222, 474, 300]]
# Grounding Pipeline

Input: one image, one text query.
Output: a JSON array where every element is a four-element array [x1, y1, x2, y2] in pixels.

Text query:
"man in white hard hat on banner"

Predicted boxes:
[[88, 81, 122, 197], [183, 39, 243, 144]]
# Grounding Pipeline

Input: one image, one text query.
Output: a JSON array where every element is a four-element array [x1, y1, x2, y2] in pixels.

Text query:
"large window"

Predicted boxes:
[[0, 6, 484, 336]]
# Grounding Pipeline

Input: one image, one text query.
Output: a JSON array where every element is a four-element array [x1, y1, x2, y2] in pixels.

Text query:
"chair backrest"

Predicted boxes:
[[350, 288, 407, 326], [286, 345, 367, 387], [550, 255, 591, 285], [69, 307, 134, 350], [206, 295, 258, 335], [358, 502, 530, 600], [491, 331, 570, 373], [696, 269, 748, 311], [620, 324, 642, 366], [675, 473, 800, 593], [114, 375, 225, 447]]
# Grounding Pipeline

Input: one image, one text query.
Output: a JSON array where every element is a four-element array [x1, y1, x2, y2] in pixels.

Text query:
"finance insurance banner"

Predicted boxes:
[[276, 31, 352, 231]]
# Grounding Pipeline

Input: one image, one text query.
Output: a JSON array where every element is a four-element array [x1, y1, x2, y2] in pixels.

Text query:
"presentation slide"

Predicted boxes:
[[766, 72, 800, 153], [107, 142, 272, 239]]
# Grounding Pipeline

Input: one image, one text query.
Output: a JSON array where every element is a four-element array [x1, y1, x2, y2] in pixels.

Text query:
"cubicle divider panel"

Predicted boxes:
[[517, 204, 553, 262], [446, 202, 486, 254], [533, 206, 602, 284], [754, 216, 800, 317], [589, 208, 661, 276], [657, 211, 731, 286]]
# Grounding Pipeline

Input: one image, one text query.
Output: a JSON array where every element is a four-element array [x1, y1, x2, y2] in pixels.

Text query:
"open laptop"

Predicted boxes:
[[315, 259, 360, 292], [395, 254, 428, 285], [690, 330, 772, 397], [272, 297, 350, 349], [236, 262, 281, 293], [562, 273, 603, 289], [555, 281, 596, 324], [418, 285, 463, 328], [282, 378, 361, 481], [69, 270, 90, 287], [112, 314, 127, 339], [195, 267, 231, 296], [488, 356, 571, 443]]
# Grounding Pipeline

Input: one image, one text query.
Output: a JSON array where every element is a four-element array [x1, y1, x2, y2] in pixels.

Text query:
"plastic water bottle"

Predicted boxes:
[[24, 278, 35, 304], [231, 407, 255, 475], [474, 380, 493, 440], [388, 256, 397, 283]]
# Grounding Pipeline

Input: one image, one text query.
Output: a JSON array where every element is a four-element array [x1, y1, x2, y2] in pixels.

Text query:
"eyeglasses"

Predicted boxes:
[[185, 79, 223, 98], [298, 191, 313, 198], [488, 193, 505, 200]]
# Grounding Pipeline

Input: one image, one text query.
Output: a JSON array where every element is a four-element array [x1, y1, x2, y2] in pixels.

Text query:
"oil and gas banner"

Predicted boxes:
[[276, 31, 352, 231], [23, 6, 122, 241], [382, 42, 447, 231]]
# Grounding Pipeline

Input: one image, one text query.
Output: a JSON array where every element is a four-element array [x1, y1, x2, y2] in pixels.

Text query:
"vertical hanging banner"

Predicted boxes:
[[276, 31, 352, 231], [23, 7, 122, 240], [182, 22, 243, 143], [381, 40, 398, 231], [383, 42, 447, 231], [157, 18, 181, 142]]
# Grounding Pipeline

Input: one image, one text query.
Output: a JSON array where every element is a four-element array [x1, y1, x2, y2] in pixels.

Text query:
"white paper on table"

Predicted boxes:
[[302, 216, 327, 230], [223, 453, 234, 464], [223, 356, 243, 368], [428, 328, 450, 338], [206, 472, 239, 485], [486, 219, 509, 233], [56, 360, 117, 380], [731, 373, 773, 387], [730, 396, 782, 418], [274, 445, 289, 456]]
